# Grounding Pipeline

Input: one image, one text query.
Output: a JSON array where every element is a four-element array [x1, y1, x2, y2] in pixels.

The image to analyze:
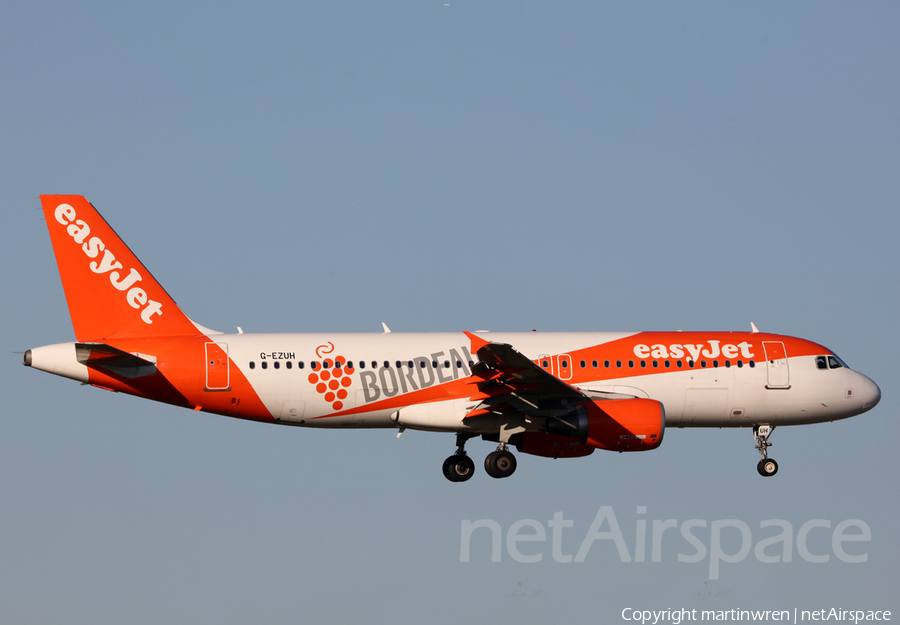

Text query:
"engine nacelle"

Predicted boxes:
[[547, 398, 665, 452], [516, 432, 595, 458]]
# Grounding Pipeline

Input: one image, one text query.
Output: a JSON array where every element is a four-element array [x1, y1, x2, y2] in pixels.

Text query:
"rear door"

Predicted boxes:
[[205, 342, 230, 390]]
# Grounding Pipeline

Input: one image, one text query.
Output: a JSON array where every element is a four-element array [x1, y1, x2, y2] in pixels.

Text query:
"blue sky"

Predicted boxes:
[[2, 2, 898, 623]]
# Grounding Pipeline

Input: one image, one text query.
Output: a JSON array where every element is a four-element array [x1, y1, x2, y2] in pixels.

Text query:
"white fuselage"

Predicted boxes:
[[211, 331, 880, 432]]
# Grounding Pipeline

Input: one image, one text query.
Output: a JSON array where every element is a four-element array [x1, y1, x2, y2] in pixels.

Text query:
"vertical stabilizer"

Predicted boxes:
[[39, 195, 200, 341]]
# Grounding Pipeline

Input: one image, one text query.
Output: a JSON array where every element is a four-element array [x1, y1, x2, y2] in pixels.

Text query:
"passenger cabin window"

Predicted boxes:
[[816, 356, 828, 370], [542, 360, 549, 368]]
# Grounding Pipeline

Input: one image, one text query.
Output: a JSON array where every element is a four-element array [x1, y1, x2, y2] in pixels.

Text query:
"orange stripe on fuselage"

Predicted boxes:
[[549, 332, 828, 384], [84, 335, 274, 423], [308, 331, 830, 420]]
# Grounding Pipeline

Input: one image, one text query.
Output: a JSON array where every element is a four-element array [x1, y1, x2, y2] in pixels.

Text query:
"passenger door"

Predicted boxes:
[[762, 341, 790, 389], [205, 342, 230, 390]]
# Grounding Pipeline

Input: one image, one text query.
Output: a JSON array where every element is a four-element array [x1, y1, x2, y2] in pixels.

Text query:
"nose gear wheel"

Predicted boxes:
[[753, 425, 778, 477], [757, 458, 778, 476]]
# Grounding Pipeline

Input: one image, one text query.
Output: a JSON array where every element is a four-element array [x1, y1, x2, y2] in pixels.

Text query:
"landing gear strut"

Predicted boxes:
[[754, 425, 778, 477], [443, 433, 476, 482], [484, 443, 517, 479]]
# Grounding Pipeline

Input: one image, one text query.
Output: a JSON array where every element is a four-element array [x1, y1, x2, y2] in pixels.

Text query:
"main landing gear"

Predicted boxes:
[[485, 444, 517, 479], [754, 425, 778, 477], [443, 433, 476, 482], [442, 435, 518, 482]]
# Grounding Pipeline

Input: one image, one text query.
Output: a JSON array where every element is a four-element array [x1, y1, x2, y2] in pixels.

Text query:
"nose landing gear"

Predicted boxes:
[[754, 425, 778, 477], [757, 457, 778, 476]]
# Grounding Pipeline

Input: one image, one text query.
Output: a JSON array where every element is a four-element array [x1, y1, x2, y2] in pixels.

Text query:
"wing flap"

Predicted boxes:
[[463, 331, 587, 418]]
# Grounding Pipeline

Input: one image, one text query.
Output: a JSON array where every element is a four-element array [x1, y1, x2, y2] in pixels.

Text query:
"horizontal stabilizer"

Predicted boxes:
[[75, 343, 157, 378]]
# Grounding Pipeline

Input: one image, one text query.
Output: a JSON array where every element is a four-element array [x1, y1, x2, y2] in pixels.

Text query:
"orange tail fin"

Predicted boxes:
[[40, 195, 201, 341]]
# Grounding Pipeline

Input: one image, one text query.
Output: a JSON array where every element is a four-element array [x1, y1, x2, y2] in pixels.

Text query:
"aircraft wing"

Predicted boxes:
[[464, 332, 586, 418]]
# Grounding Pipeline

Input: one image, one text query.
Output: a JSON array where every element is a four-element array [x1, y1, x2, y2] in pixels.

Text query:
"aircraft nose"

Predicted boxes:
[[863, 376, 881, 411]]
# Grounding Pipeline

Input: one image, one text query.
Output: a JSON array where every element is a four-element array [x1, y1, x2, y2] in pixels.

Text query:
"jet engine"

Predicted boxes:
[[546, 398, 665, 452]]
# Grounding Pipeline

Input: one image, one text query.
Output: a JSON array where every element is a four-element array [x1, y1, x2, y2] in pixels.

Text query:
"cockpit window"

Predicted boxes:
[[818, 355, 846, 369]]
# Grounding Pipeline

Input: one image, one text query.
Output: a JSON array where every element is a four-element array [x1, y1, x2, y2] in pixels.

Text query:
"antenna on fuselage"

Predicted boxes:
[[750, 322, 760, 333], [382, 322, 391, 334]]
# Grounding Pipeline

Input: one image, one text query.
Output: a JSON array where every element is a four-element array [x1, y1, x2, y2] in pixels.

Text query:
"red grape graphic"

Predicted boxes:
[[307, 344, 354, 411]]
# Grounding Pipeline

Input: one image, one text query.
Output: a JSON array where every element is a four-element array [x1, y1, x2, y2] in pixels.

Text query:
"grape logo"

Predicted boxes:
[[308, 343, 354, 412]]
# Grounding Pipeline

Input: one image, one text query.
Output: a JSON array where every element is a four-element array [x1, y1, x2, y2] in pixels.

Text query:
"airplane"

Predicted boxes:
[[23, 195, 882, 481]]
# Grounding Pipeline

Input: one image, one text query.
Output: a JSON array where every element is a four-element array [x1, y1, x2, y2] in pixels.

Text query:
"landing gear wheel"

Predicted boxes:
[[753, 425, 778, 477], [484, 450, 517, 479], [757, 458, 778, 477], [443, 454, 475, 482]]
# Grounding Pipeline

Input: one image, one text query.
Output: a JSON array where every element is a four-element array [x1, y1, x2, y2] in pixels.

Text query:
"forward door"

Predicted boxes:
[[762, 341, 790, 389]]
